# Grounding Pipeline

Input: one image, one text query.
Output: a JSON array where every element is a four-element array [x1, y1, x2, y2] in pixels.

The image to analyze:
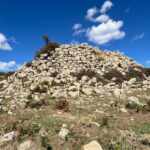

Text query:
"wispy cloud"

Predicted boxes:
[[72, 24, 82, 30], [100, 0, 113, 14], [70, 40, 80, 45], [72, 23, 86, 36], [9, 36, 18, 44], [0, 33, 12, 51], [85, 7, 98, 22], [0, 61, 21, 72], [95, 14, 110, 23], [133, 33, 145, 41]]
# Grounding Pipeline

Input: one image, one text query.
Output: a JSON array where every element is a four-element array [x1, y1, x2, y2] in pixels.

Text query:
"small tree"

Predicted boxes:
[[35, 37, 60, 58], [42, 35, 49, 46]]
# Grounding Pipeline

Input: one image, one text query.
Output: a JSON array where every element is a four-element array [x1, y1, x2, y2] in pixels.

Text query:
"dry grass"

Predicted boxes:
[[0, 91, 150, 149]]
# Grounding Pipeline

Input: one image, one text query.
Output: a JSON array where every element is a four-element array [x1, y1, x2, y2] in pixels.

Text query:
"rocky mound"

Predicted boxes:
[[0, 43, 150, 113]]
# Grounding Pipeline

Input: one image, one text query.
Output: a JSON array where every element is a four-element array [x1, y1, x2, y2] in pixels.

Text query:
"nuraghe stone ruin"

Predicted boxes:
[[0, 44, 150, 113]]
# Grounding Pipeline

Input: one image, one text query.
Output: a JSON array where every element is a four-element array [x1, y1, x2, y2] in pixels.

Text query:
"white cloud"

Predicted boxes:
[[0, 33, 12, 51], [87, 19, 125, 45], [86, 7, 110, 23], [95, 14, 110, 23], [72, 24, 82, 30], [72, 23, 86, 36], [100, 0, 113, 14], [86, 7, 98, 21], [0, 61, 21, 72], [9, 37, 18, 44], [71, 40, 80, 44], [73, 0, 125, 45], [133, 33, 145, 41], [85, 1, 113, 22], [73, 29, 86, 36]]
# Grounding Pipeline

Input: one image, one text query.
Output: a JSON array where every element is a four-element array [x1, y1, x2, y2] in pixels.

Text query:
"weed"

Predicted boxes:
[[101, 116, 109, 127], [132, 123, 150, 135], [41, 136, 53, 150], [55, 99, 69, 112]]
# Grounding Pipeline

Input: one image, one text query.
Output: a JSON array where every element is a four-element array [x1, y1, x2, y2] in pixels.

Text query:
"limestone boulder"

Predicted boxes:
[[83, 141, 103, 150]]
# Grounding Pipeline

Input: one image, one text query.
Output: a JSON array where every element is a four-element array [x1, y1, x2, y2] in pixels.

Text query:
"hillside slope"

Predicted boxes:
[[0, 44, 150, 150], [0, 44, 149, 112]]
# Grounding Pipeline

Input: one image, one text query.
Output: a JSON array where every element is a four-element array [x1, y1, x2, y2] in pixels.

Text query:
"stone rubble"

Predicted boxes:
[[58, 124, 70, 140], [17, 140, 39, 150], [0, 131, 18, 146], [126, 96, 146, 109], [0, 43, 149, 112]]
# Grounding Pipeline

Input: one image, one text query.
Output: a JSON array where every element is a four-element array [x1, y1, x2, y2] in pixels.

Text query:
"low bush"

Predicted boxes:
[[101, 116, 109, 127], [25, 62, 32, 67], [55, 99, 69, 112], [35, 41, 60, 58]]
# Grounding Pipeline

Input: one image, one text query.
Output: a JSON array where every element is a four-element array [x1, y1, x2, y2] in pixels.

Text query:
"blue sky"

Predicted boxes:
[[0, 0, 150, 71]]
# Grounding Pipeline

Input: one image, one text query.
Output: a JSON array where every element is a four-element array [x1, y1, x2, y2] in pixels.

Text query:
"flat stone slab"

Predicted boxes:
[[83, 140, 103, 150]]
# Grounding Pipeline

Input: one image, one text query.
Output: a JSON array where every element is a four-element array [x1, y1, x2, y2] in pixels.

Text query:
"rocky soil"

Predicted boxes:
[[0, 43, 150, 150]]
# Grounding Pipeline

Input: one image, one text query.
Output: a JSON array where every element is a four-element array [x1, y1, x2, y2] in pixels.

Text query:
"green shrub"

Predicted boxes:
[[101, 116, 109, 127], [41, 136, 53, 150], [25, 62, 32, 67], [43, 35, 49, 46], [133, 123, 150, 135], [35, 41, 60, 58], [107, 138, 137, 150]]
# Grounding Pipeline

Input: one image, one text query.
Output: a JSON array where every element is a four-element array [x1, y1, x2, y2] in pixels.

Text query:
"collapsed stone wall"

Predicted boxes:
[[0, 44, 149, 112]]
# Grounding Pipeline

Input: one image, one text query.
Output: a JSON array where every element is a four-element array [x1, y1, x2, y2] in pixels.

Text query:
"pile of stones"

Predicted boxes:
[[0, 43, 149, 112]]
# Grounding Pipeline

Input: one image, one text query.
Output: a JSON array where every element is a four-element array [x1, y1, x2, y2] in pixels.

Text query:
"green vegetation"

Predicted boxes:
[[101, 116, 109, 127], [106, 138, 137, 150], [132, 123, 150, 135], [35, 36, 60, 58], [25, 61, 32, 67], [42, 35, 49, 46]]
